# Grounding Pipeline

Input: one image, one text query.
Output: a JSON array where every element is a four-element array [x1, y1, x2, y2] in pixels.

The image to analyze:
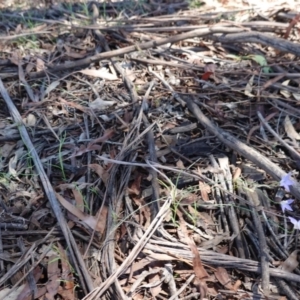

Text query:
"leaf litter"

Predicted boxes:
[[1, 0, 300, 299]]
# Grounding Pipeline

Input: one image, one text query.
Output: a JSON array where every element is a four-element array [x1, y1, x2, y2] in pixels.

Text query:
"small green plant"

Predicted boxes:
[[188, 0, 204, 9], [50, 244, 77, 275]]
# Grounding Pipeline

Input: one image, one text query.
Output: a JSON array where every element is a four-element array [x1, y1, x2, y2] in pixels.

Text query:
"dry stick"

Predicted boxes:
[[183, 98, 300, 200], [29, 26, 246, 79], [209, 156, 230, 233], [261, 210, 289, 258], [217, 32, 300, 55], [244, 189, 270, 296], [142, 113, 161, 219], [0, 31, 50, 41], [169, 274, 195, 300], [0, 79, 93, 293], [144, 242, 300, 283], [163, 264, 178, 299], [17, 238, 37, 297], [257, 111, 300, 162], [0, 229, 3, 273], [211, 155, 245, 259], [142, 80, 160, 220], [274, 278, 299, 300]]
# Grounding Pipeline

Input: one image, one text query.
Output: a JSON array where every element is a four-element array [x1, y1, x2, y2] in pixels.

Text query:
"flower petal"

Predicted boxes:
[[280, 172, 294, 192], [288, 217, 300, 230], [280, 199, 294, 213]]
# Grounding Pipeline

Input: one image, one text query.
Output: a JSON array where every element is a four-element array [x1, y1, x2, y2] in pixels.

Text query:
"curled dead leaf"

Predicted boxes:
[[279, 250, 299, 273]]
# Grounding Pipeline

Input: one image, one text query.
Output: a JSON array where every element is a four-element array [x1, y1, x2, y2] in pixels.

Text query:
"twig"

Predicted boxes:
[[142, 80, 160, 220], [217, 31, 300, 55], [169, 274, 195, 300], [244, 189, 270, 295]]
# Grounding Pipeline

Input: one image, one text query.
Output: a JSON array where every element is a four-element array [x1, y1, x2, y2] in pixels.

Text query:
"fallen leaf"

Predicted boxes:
[[128, 173, 142, 196], [149, 272, 162, 297], [23, 113, 36, 127], [88, 163, 109, 186], [284, 115, 300, 140], [80, 68, 118, 80], [46, 254, 60, 299], [55, 192, 106, 233], [279, 250, 299, 272], [214, 267, 235, 290], [244, 75, 255, 97], [16, 266, 43, 300], [57, 243, 75, 299], [89, 98, 116, 110], [248, 54, 270, 73], [72, 188, 85, 212], [177, 210, 208, 299], [201, 72, 213, 81]]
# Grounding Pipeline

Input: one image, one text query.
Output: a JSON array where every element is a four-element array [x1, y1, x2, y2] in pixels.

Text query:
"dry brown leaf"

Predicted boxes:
[[57, 243, 75, 299], [36, 57, 45, 72], [149, 272, 162, 297], [232, 167, 242, 182], [128, 173, 142, 196], [199, 180, 210, 201], [88, 164, 109, 186], [72, 188, 84, 212], [45, 254, 60, 300], [55, 192, 106, 233], [88, 129, 115, 147], [25, 61, 35, 74], [232, 279, 242, 291], [284, 115, 300, 140], [214, 267, 234, 290], [177, 210, 208, 299], [89, 98, 116, 110], [279, 250, 299, 272], [16, 266, 43, 300], [23, 113, 37, 127], [176, 159, 185, 169], [80, 68, 118, 80]]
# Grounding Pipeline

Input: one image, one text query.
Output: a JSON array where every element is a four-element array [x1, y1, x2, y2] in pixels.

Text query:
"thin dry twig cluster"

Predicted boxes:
[[0, 0, 300, 299]]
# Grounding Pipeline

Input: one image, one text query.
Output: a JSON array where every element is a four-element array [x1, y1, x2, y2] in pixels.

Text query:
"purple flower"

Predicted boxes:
[[280, 199, 294, 213], [280, 172, 294, 192], [288, 217, 300, 230]]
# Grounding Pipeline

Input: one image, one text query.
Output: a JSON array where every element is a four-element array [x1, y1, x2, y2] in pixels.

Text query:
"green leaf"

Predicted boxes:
[[245, 55, 271, 73]]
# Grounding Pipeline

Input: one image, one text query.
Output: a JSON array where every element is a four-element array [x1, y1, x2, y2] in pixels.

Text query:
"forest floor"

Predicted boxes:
[[1, 0, 300, 299]]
